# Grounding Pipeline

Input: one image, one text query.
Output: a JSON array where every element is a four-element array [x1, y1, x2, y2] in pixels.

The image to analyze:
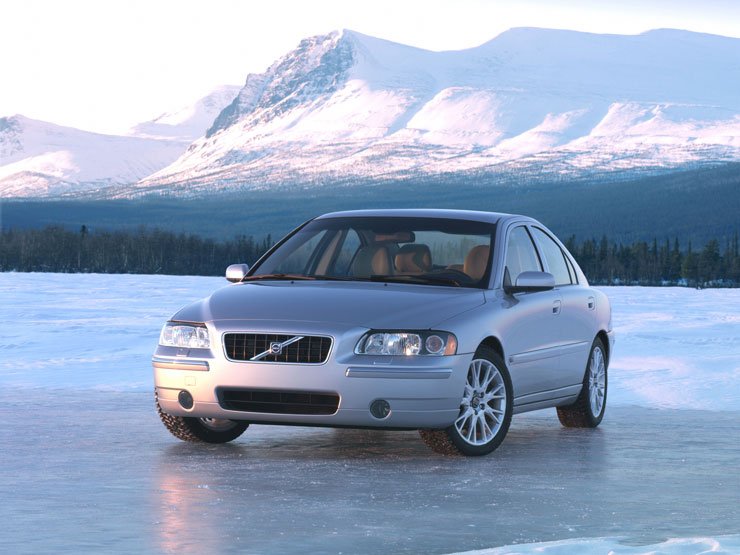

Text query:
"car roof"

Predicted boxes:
[[317, 208, 523, 224]]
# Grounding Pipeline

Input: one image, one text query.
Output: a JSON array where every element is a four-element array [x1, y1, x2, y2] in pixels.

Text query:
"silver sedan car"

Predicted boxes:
[[153, 209, 613, 456]]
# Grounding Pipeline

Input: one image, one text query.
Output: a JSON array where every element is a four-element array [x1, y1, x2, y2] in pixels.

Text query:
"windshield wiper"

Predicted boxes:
[[368, 275, 462, 287], [242, 273, 317, 281], [243, 274, 368, 282], [310, 275, 360, 281], [244, 273, 460, 286]]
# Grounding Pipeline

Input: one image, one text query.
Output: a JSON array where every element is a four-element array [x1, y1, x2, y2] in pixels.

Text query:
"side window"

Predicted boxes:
[[330, 230, 362, 275], [531, 227, 572, 286], [271, 230, 328, 275], [505, 226, 542, 284], [564, 252, 578, 284]]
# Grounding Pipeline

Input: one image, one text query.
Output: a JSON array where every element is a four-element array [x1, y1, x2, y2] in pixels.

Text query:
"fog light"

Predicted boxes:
[[178, 390, 194, 410], [370, 399, 391, 419]]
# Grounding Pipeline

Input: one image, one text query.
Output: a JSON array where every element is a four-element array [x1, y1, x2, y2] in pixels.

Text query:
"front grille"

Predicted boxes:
[[223, 333, 332, 364], [218, 389, 340, 415]]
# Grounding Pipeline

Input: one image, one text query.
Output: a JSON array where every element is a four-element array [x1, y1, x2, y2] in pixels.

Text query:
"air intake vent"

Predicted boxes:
[[218, 389, 340, 415]]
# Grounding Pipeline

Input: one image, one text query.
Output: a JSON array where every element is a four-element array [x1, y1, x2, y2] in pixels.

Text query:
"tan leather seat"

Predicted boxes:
[[351, 245, 392, 276], [394, 244, 432, 274], [464, 245, 490, 281]]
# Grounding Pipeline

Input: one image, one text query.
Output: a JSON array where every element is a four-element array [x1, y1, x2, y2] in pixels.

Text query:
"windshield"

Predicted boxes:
[[248, 216, 496, 288]]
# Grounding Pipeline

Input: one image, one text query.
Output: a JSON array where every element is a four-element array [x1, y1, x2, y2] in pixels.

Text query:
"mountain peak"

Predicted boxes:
[[204, 28, 445, 139], [206, 30, 355, 137], [1, 114, 33, 129], [0, 115, 20, 131], [131, 86, 240, 141], [1, 114, 79, 140]]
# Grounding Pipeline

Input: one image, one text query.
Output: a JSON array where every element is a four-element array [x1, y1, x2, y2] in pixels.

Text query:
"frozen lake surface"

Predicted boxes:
[[1, 273, 739, 409], [1, 273, 739, 554], [2, 395, 738, 554]]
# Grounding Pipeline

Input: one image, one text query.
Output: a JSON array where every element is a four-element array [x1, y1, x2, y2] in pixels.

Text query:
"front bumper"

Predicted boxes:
[[153, 347, 470, 430]]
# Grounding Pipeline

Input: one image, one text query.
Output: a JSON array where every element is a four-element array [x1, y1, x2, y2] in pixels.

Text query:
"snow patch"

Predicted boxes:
[[451, 535, 740, 555]]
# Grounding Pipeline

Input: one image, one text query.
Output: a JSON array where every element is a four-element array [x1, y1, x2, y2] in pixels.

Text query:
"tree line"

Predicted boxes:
[[1, 225, 738, 287], [564, 235, 740, 287], [0, 226, 272, 276]]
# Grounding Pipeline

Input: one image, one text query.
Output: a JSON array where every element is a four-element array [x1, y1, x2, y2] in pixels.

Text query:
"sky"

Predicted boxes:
[[1, 0, 739, 135]]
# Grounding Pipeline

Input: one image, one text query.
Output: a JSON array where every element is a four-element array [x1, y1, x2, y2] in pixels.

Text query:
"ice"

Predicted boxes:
[[1, 273, 738, 412], [1, 395, 738, 554], [1, 273, 738, 554], [0, 273, 221, 390], [603, 286, 740, 411]]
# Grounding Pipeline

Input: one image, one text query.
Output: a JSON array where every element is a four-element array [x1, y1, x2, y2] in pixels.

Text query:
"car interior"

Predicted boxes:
[[348, 236, 490, 284]]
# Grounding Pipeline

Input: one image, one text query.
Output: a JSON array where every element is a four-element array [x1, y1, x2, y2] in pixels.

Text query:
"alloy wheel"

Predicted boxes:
[[588, 346, 606, 417], [455, 358, 508, 446]]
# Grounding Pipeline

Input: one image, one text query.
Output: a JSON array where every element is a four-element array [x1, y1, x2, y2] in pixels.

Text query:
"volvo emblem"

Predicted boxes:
[[250, 336, 305, 361]]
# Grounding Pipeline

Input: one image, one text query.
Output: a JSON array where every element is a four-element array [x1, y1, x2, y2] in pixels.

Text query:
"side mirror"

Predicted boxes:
[[225, 263, 250, 283], [504, 271, 555, 294]]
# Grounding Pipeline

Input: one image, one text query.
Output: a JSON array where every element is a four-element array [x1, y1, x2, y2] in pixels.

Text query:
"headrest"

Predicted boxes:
[[395, 244, 432, 273], [351, 245, 391, 276], [464, 245, 490, 281]]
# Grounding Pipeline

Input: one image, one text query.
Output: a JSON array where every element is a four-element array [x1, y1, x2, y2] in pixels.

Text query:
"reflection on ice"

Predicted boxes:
[[154, 451, 229, 554], [1, 390, 738, 554], [142, 415, 698, 555]]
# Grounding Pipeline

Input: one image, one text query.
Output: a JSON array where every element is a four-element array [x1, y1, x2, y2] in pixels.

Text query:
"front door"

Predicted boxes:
[[498, 225, 564, 399], [530, 226, 593, 388]]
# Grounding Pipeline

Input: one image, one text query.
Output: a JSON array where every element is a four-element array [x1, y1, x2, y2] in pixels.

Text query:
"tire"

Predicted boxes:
[[420, 346, 513, 456], [557, 337, 608, 428], [155, 391, 248, 443]]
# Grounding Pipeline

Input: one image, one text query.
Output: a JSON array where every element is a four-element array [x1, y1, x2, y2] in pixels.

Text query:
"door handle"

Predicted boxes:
[[587, 296, 595, 310], [552, 300, 561, 314]]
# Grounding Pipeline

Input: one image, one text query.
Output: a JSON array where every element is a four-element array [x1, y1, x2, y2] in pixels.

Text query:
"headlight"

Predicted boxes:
[[159, 322, 210, 349], [355, 331, 457, 356]]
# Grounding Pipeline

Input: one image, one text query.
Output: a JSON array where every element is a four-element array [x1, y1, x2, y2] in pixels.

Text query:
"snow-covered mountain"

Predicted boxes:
[[124, 28, 740, 197], [130, 85, 241, 141], [4, 28, 740, 199], [0, 87, 238, 198], [0, 115, 185, 197]]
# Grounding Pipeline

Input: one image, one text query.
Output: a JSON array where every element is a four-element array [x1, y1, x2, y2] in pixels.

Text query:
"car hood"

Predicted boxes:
[[171, 281, 486, 330]]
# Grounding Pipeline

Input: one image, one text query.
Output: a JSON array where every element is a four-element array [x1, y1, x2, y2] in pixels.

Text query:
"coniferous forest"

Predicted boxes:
[[0, 226, 272, 277], [1, 226, 738, 287], [564, 235, 739, 287]]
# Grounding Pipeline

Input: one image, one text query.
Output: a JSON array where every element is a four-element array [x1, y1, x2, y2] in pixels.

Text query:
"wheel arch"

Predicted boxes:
[[478, 335, 505, 361], [596, 330, 610, 365]]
